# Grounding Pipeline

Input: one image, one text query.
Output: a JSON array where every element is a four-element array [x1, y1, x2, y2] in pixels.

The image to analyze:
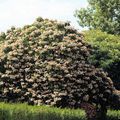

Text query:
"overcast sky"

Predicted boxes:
[[0, 0, 88, 32]]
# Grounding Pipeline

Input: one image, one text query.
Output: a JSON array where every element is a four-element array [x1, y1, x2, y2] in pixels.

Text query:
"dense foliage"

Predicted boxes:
[[75, 0, 120, 35], [84, 30, 120, 90], [0, 17, 118, 110], [0, 102, 120, 120]]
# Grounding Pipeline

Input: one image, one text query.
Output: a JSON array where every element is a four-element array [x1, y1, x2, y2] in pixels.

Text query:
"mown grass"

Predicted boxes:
[[0, 102, 119, 120]]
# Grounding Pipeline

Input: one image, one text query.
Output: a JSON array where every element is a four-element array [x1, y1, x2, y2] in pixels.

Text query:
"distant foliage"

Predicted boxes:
[[75, 0, 120, 35], [84, 30, 120, 89]]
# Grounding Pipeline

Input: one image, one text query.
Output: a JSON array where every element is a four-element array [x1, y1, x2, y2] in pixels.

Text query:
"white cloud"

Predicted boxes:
[[0, 0, 88, 32]]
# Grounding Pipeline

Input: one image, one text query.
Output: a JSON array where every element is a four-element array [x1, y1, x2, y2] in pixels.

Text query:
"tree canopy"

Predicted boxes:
[[75, 0, 120, 35], [84, 30, 120, 90]]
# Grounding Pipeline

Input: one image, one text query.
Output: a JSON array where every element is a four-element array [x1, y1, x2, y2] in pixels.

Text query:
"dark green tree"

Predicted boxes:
[[75, 0, 120, 35]]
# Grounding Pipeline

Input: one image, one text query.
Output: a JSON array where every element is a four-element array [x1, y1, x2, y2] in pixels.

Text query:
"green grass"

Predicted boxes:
[[0, 102, 86, 120], [107, 110, 120, 120], [0, 102, 119, 120]]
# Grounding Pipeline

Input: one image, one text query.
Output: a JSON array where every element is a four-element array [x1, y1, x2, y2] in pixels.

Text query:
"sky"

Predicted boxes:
[[0, 0, 88, 32]]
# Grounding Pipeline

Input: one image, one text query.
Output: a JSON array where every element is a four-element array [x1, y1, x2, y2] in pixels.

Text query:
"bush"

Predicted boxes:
[[84, 30, 120, 90], [0, 17, 117, 109]]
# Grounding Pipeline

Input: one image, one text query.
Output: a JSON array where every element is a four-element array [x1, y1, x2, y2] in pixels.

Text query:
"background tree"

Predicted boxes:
[[84, 30, 120, 90], [75, 0, 120, 35]]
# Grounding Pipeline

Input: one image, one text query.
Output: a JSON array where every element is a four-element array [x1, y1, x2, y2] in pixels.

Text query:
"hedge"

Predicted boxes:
[[84, 30, 120, 90], [0, 102, 120, 120]]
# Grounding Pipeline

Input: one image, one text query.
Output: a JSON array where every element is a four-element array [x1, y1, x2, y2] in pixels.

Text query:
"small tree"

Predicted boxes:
[[75, 0, 120, 35]]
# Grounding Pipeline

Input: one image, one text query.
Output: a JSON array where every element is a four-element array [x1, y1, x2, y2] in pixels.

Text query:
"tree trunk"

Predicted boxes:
[[96, 106, 107, 120]]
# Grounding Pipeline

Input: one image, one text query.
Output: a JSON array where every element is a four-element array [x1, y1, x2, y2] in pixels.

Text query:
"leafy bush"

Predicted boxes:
[[0, 17, 117, 110], [84, 30, 120, 90]]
